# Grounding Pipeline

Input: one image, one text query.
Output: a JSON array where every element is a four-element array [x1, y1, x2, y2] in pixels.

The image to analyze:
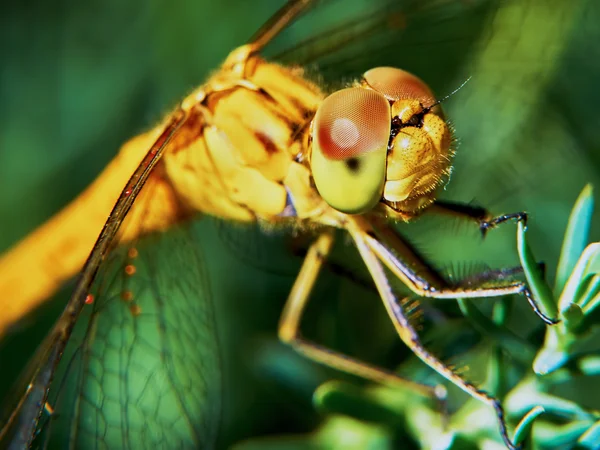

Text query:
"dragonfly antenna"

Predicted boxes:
[[425, 76, 472, 111]]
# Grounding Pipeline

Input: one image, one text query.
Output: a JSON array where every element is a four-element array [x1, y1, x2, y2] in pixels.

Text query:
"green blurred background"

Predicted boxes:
[[1, 0, 600, 448]]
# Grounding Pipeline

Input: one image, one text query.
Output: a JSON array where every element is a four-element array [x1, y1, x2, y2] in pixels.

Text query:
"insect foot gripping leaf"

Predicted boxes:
[[495, 183, 600, 448], [517, 184, 600, 376]]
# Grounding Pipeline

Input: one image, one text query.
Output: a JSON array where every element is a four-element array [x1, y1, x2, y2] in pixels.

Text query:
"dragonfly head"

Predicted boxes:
[[309, 67, 453, 219]]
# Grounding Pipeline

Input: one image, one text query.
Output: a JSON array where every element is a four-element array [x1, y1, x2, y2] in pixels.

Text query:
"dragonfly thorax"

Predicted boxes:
[[162, 53, 329, 224]]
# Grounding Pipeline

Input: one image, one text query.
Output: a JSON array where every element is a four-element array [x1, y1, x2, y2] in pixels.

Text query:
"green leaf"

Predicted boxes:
[[506, 377, 594, 421], [577, 356, 600, 376], [562, 303, 584, 332], [533, 345, 570, 375], [576, 275, 600, 309], [513, 406, 545, 446], [534, 420, 595, 448], [313, 381, 403, 425], [578, 418, 600, 448], [558, 243, 600, 312], [517, 221, 558, 319], [315, 416, 392, 450], [582, 293, 600, 317], [555, 184, 594, 297]]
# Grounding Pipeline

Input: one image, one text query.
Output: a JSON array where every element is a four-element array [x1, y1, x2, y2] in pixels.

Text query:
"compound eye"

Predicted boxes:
[[364, 67, 436, 105], [311, 87, 391, 214]]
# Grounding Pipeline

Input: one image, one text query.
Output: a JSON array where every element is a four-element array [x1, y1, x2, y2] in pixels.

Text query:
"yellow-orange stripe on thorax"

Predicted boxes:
[[0, 49, 327, 336]]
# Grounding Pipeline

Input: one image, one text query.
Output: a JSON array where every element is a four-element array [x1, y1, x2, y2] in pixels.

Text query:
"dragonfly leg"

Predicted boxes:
[[350, 228, 521, 450], [362, 216, 558, 325], [278, 228, 439, 399], [430, 200, 527, 237]]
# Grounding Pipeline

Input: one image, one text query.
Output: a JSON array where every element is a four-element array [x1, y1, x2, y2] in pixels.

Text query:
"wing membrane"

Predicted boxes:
[[38, 221, 221, 448], [0, 111, 189, 448]]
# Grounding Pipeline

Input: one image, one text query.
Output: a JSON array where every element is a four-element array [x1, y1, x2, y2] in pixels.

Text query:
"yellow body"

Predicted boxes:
[[0, 45, 451, 336]]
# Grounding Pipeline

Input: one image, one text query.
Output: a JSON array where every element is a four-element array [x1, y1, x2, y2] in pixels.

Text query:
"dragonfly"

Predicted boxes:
[[0, 0, 591, 448]]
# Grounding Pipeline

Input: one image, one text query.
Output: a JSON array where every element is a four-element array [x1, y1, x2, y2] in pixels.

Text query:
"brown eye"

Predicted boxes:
[[311, 87, 391, 214], [363, 67, 435, 105], [314, 87, 391, 160]]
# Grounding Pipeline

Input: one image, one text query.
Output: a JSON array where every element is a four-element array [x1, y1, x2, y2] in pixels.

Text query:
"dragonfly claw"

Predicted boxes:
[[480, 211, 529, 238]]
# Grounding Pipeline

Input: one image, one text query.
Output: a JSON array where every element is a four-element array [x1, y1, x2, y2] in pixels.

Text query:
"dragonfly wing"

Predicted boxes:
[[38, 221, 221, 449], [1, 210, 222, 450], [1, 107, 223, 448]]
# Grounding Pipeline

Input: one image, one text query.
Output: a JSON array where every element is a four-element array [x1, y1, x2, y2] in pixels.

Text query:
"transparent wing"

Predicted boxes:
[[0, 110, 227, 447], [38, 221, 221, 449]]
